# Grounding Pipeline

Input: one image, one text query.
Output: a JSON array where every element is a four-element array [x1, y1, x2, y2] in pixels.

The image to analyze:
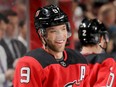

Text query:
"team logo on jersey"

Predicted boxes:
[[64, 66, 86, 87], [64, 80, 81, 87]]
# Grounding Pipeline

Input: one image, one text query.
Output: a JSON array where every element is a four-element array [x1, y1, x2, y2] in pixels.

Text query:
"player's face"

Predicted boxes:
[[45, 24, 68, 52], [0, 21, 7, 40]]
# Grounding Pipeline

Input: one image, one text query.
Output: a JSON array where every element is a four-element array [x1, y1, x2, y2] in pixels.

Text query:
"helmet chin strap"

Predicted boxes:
[[98, 36, 108, 53], [98, 44, 106, 53]]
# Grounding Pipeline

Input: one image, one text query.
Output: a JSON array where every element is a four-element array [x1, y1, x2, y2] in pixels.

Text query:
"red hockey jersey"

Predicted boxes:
[[83, 53, 115, 87], [13, 48, 89, 87], [111, 53, 116, 87]]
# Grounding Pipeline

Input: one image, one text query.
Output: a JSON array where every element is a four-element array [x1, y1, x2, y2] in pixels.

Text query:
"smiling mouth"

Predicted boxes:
[[55, 40, 65, 44]]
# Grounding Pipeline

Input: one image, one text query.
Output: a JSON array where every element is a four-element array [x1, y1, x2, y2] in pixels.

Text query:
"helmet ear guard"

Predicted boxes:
[[100, 31, 109, 43], [38, 28, 46, 36], [66, 22, 71, 38], [99, 23, 109, 43]]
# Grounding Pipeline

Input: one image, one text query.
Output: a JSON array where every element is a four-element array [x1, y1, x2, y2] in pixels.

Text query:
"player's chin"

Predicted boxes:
[[56, 45, 65, 52]]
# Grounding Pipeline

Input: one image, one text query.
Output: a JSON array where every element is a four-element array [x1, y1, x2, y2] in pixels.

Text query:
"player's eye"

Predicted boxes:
[[62, 28, 66, 31], [49, 30, 57, 33]]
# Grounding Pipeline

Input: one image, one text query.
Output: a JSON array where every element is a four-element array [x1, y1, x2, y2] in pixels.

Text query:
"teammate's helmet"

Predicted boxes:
[[34, 4, 71, 38], [78, 18, 109, 46]]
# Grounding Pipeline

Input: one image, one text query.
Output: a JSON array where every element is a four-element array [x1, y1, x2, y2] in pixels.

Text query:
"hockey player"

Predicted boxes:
[[13, 5, 89, 87], [78, 18, 115, 87]]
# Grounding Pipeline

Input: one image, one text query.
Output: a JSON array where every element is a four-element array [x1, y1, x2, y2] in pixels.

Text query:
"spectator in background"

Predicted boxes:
[[79, 0, 95, 19], [92, 0, 108, 17], [98, 3, 116, 28], [73, 6, 83, 30], [73, 6, 83, 51], [12, 0, 27, 22], [1, 22, 24, 69], [18, 20, 27, 47], [0, 13, 14, 87], [3, 10, 19, 38], [0, 10, 27, 69], [72, 0, 84, 52]]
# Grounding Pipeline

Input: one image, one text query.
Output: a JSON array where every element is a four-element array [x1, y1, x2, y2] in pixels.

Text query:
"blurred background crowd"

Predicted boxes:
[[0, 0, 28, 87], [72, 0, 116, 55], [0, 0, 116, 87]]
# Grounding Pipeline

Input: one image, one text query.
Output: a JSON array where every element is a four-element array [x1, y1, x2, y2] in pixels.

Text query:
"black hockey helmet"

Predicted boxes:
[[78, 18, 109, 46], [34, 4, 71, 38]]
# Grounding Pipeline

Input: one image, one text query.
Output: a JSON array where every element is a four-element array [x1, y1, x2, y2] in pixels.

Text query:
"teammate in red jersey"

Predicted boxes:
[[78, 18, 115, 87], [13, 5, 89, 87]]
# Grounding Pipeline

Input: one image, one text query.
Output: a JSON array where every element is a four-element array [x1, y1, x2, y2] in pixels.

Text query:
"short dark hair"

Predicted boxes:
[[2, 9, 17, 17], [0, 13, 9, 24]]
